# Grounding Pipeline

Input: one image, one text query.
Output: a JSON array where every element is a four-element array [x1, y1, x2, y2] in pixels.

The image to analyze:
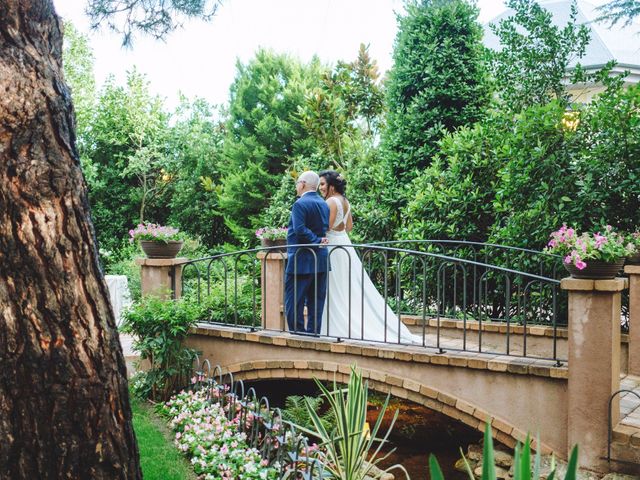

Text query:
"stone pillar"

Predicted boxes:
[[135, 257, 188, 300], [257, 251, 287, 330], [625, 266, 640, 376], [561, 277, 627, 471]]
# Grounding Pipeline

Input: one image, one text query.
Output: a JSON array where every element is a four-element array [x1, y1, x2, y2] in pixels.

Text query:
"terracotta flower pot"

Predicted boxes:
[[140, 240, 184, 259], [260, 238, 287, 252], [564, 259, 624, 279]]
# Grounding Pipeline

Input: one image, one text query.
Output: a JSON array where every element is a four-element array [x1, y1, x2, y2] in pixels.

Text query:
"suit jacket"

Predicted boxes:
[[286, 192, 330, 274]]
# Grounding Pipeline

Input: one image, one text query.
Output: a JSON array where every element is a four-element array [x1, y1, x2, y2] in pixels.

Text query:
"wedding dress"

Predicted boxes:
[[320, 196, 421, 344]]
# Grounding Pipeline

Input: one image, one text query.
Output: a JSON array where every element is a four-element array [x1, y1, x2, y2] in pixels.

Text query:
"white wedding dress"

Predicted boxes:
[[320, 197, 421, 344]]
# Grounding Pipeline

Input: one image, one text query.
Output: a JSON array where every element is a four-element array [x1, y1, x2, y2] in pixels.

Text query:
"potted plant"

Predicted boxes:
[[255, 227, 288, 251], [625, 231, 640, 264], [546, 224, 634, 279], [130, 222, 185, 259]]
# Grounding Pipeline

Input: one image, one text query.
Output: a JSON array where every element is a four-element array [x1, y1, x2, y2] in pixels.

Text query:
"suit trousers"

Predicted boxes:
[[285, 272, 327, 334]]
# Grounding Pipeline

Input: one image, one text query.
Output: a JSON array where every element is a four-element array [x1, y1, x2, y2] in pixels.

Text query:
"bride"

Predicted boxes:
[[318, 170, 421, 344]]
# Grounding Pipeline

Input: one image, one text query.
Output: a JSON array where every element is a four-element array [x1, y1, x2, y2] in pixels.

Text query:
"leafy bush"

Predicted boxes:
[[194, 274, 260, 327], [488, 0, 590, 111], [382, 0, 490, 182], [122, 297, 200, 400]]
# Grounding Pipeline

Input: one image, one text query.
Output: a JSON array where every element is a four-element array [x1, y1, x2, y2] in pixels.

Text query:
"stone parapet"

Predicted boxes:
[[257, 251, 287, 330], [625, 265, 640, 377], [561, 276, 626, 472], [190, 325, 567, 379], [135, 257, 189, 299]]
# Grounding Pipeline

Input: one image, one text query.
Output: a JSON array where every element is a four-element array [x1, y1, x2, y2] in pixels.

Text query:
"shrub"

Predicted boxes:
[[122, 297, 200, 400]]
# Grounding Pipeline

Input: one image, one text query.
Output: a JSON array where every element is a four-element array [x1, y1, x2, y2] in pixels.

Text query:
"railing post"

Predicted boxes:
[[561, 276, 628, 471], [624, 265, 640, 376], [135, 257, 188, 300], [257, 251, 287, 330]]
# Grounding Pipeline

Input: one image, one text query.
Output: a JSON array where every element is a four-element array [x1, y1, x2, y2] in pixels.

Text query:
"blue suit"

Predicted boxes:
[[285, 191, 330, 334]]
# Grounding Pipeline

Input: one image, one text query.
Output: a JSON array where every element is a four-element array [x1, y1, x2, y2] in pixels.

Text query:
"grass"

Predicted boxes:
[[131, 395, 197, 480]]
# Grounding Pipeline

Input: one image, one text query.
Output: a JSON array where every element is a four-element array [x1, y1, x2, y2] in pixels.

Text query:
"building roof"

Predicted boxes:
[[483, 0, 640, 71]]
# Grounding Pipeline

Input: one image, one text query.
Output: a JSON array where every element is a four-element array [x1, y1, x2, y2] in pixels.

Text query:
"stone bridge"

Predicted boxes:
[[138, 248, 640, 474], [186, 324, 568, 454]]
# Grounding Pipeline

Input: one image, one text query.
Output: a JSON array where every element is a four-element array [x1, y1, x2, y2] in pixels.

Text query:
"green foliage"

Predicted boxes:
[[218, 49, 324, 240], [489, 0, 590, 111], [100, 239, 142, 301], [342, 149, 401, 244], [281, 395, 335, 434], [568, 76, 640, 232], [429, 423, 579, 480], [86, 0, 221, 46], [122, 297, 200, 400], [62, 21, 95, 153], [298, 44, 385, 167], [295, 367, 406, 480], [403, 76, 640, 252], [165, 96, 230, 246], [400, 115, 509, 242], [260, 172, 297, 233], [83, 70, 171, 249], [487, 102, 576, 249], [193, 274, 260, 327], [491, 77, 640, 249], [382, 0, 490, 182]]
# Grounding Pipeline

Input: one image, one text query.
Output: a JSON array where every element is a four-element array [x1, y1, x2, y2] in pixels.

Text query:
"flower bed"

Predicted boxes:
[[159, 389, 280, 480]]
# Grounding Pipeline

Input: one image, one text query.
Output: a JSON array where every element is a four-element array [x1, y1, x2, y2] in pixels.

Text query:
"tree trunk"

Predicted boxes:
[[0, 1, 141, 478]]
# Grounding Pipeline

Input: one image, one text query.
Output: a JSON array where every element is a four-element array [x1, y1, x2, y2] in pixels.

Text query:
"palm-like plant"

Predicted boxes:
[[295, 366, 407, 480]]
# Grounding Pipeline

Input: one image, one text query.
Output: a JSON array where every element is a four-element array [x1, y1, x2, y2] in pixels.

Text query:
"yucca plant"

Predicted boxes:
[[429, 422, 579, 480], [295, 366, 408, 480]]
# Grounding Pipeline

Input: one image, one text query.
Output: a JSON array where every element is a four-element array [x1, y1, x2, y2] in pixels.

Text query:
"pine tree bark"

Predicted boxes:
[[0, 1, 141, 478]]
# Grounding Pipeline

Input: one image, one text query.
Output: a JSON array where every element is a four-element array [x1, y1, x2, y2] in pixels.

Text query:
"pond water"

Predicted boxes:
[[244, 379, 486, 480]]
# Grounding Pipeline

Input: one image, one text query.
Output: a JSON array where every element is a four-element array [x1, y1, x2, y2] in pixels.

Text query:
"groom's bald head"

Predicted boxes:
[[298, 171, 319, 190]]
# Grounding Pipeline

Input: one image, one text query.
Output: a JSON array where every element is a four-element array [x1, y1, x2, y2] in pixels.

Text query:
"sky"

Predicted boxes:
[[52, 0, 511, 109]]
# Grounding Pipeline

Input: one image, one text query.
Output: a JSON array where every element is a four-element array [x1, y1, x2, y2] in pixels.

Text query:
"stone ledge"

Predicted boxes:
[[624, 265, 640, 275], [135, 257, 189, 266], [401, 315, 569, 339], [189, 325, 568, 379], [560, 276, 627, 292]]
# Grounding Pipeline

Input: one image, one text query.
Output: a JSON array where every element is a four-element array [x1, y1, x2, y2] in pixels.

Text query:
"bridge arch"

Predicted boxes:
[[221, 357, 543, 453]]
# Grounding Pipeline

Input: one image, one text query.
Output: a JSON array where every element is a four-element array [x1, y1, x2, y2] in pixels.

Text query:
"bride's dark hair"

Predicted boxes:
[[319, 170, 347, 196]]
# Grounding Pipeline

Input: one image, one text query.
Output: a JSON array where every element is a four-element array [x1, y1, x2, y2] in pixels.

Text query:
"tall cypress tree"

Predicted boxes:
[[382, 0, 490, 182]]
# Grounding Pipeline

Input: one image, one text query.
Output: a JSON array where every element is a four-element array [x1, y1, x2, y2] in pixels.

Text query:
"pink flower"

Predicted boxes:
[[576, 260, 587, 270]]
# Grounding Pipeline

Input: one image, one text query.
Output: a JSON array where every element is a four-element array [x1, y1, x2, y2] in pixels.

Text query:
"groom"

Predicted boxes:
[[284, 170, 330, 334]]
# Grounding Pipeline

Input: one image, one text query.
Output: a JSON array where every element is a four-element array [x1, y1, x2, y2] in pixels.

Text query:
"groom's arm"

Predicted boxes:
[[291, 202, 321, 245]]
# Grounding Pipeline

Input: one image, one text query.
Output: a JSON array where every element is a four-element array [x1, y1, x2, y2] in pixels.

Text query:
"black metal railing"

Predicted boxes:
[[179, 242, 566, 362], [607, 389, 640, 466]]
